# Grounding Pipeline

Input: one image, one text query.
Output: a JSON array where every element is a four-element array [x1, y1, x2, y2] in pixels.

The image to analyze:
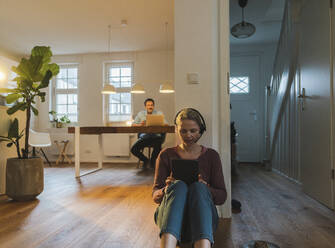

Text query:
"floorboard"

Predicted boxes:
[[0, 163, 334, 248]]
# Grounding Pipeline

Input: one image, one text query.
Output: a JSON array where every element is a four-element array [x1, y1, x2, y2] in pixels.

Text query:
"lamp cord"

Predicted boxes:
[[165, 22, 168, 79], [108, 25, 111, 54]]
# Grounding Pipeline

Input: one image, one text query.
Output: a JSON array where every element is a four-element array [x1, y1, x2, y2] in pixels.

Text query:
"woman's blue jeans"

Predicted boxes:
[[154, 180, 219, 244]]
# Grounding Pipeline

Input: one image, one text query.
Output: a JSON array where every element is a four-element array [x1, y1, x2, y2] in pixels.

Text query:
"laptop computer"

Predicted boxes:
[[146, 114, 165, 126]]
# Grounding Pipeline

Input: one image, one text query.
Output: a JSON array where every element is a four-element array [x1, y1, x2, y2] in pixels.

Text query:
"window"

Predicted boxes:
[[1, 71, 18, 107], [105, 62, 133, 122], [52, 65, 79, 122], [230, 76, 250, 94]]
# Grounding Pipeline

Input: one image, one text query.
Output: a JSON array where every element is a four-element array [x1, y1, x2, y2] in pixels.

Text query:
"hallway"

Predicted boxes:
[[231, 164, 335, 247], [0, 163, 334, 247]]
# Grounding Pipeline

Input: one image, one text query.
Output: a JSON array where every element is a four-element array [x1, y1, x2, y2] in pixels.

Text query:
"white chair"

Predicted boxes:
[[28, 129, 52, 166]]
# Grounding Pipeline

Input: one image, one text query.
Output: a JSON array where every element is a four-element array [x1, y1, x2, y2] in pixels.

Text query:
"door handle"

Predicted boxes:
[[298, 88, 306, 99], [249, 110, 257, 121], [298, 88, 306, 111]]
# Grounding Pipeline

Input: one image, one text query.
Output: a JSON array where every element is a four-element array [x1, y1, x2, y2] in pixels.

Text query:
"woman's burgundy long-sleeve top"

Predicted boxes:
[[152, 146, 227, 205]]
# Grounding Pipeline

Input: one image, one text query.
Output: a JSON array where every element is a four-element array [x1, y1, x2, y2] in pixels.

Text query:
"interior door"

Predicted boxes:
[[230, 55, 261, 162], [300, 0, 334, 209]]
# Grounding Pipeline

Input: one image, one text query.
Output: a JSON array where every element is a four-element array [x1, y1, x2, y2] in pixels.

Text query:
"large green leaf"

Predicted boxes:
[[7, 102, 26, 115], [6, 93, 22, 104], [8, 118, 19, 139], [37, 70, 52, 89], [41, 63, 59, 76], [12, 58, 33, 81], [12, 55, 45, 83], [38, 92, 46, 102], [31, 46, 52, 64], [0, 88, 16, 93], [31, 105, 39, 116], [29, 55, 44, 82], [21, 79, 34, 89]]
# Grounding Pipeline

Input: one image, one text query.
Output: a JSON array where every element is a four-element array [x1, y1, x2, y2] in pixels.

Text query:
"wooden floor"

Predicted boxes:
[[0, 163, 334, 248]]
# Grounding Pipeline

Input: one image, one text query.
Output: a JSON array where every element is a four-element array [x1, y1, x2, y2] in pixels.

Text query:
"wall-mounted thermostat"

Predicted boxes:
[[187, 72, 199, 84]]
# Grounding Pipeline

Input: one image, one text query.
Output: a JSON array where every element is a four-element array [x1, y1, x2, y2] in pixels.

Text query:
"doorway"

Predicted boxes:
[[230, 55, 262, 163]]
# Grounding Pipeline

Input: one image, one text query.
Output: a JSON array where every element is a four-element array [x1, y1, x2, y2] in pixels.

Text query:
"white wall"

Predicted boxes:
[[36, 50, 176, 162], [175, 0, 231, 217], [230, 43, 277, 161]]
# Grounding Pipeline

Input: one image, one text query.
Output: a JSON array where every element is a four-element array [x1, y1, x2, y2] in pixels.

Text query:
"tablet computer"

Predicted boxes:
[[171, 159, 199, 185]]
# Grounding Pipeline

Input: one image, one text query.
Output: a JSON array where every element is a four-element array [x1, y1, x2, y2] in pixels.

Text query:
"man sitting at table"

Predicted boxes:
[[131, 98, 166, 169]]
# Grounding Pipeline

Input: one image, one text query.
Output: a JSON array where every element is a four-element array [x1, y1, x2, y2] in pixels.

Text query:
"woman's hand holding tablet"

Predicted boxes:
[[171, 159, 199, 185]]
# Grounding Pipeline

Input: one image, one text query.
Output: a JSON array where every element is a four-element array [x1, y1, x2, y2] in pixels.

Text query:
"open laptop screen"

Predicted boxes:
[[146, 114, 165, 126]]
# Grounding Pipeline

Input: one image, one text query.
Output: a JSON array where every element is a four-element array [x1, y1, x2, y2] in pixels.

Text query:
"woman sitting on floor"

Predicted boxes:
[[152, 108, 227, 248]]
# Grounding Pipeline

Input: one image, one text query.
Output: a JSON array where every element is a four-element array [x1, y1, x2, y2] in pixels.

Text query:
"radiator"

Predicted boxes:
[[102, 134, 130, 157]]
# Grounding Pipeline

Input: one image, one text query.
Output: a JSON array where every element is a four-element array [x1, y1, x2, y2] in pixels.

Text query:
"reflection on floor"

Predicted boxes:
[[0, 163, 334, 248]]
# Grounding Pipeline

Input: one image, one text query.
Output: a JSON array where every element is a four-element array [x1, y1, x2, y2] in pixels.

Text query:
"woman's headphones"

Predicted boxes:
[[174, 108, 207, 135]]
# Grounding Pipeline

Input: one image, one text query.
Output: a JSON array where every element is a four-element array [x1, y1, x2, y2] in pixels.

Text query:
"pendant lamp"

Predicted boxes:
[[101, 25, 116, 94], [160, 22, 174, 94], [231, 0, 256, 39], [131, 52, 145, 94], [130, 83, 145, 93]]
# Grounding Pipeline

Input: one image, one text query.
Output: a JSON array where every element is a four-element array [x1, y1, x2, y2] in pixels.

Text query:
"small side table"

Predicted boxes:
[[54, 140, 72, 165]]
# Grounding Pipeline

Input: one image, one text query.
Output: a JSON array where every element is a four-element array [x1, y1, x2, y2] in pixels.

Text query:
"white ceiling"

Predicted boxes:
[[0, 0, 285, 57], [0, 0, 174, 56]]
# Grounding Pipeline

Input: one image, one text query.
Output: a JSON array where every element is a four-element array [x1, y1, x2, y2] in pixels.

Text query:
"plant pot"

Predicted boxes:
[[6, 157, 44, 201], [56, 122, 63, 128]]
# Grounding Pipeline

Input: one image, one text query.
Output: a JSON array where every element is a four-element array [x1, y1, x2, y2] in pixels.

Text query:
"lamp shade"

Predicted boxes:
[[231, 21, 256, 39], [230, 0, 256, 39], [131, 83, 145, 94], [101, 84, 116, 94], [159, 81, 174, 93]]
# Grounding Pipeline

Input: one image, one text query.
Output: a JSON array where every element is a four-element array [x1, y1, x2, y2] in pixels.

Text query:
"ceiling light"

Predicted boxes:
[[101, 84, 116, 94], [160, 22, 174, 94], [160, 81, 174, 93], [131, 83, 145, 94], [231, 0, 256, 39], [0, 71, 6, 81], [101, 25, 116, 95], [131, 51, 146, 94]]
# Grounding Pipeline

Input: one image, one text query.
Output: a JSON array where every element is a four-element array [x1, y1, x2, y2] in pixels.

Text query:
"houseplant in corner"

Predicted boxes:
[[0, 46, 59, 201]]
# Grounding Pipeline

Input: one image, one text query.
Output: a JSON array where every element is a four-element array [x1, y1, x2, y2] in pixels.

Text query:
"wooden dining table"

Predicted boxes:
[[68, 126, 175, 177]]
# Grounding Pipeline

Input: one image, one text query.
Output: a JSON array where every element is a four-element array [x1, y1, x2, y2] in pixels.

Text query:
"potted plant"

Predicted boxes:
[[0, 118, 24, 158], [0, 46, 59, 201], [49, 110, 71, 128]]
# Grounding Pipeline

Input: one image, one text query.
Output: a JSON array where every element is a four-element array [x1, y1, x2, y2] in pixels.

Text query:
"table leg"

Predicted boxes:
[[63, 142, 72, 164], [75, 126, 80, 177], [98, 134, 103, 169], [55, 141, 62, 165]]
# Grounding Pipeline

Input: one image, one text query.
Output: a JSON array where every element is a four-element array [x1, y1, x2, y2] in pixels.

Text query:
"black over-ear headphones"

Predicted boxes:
[[174, 108, 207, 135]]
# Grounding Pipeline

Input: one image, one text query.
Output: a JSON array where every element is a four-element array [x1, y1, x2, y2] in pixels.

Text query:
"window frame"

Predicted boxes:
[[51, 63, 79, 124], [103, 61, 133, 124], [229, 76, 250, 95]]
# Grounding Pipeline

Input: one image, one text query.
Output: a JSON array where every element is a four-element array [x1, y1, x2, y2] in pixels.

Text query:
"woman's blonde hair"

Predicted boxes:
[[174, 108, 206, 134]]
